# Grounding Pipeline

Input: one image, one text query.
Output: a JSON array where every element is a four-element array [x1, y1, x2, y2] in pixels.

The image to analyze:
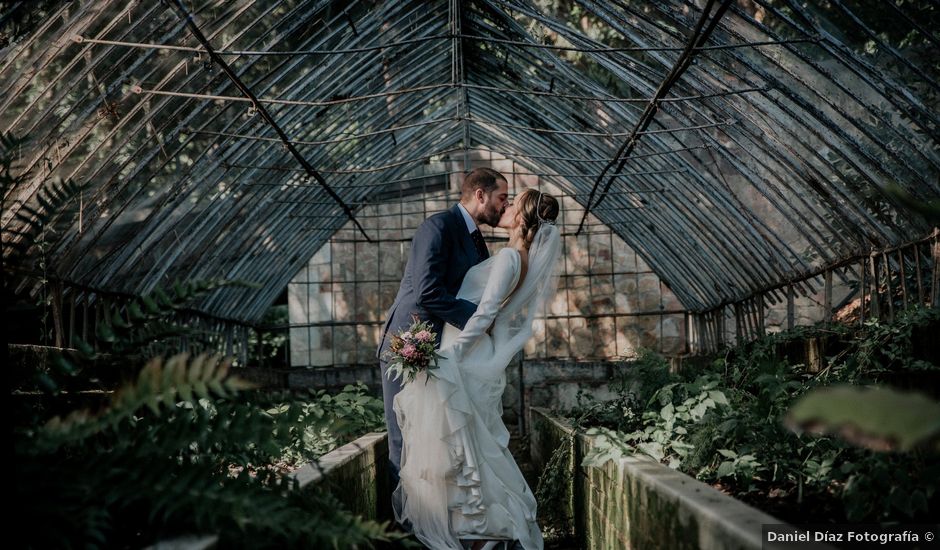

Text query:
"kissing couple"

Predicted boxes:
[[377, 167, 561, 550]]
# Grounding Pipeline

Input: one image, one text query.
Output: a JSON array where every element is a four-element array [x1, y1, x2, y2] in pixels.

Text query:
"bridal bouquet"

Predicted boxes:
[[383, 316, 444, 384]]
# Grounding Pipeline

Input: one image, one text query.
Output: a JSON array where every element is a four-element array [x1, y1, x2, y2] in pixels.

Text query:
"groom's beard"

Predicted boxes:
[[482, 204, 503, 226]]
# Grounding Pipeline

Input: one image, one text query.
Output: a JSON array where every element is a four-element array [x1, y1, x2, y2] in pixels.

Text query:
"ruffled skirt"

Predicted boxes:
[[392, 358, 543, 550]]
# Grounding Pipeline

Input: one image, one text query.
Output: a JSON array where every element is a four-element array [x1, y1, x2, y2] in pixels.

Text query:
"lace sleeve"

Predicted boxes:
[[446, 248, 520, 360]]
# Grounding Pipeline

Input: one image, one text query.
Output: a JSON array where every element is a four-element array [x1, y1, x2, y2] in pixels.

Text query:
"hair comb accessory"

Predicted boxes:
[[534, 191, 555, 225]]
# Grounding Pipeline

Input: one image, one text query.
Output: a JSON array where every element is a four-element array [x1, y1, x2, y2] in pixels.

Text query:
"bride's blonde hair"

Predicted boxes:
[[515, 188, 559, 249]]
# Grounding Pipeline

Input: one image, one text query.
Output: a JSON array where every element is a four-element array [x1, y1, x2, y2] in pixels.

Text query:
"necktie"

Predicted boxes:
[[470, 229, 488, 260]]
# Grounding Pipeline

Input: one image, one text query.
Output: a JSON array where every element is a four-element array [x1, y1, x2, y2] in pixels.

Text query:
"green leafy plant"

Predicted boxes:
[[535, 435, 574, 537], [567, 308, 940, 523], [15, 352, 395, 548], [7, 132, 397, 548], [277, 382, 386, 466], [787, 385, 940, 452]]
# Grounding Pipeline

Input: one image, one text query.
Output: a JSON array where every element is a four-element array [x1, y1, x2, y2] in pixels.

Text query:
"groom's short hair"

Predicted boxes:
[[461, 167, 505, 199]]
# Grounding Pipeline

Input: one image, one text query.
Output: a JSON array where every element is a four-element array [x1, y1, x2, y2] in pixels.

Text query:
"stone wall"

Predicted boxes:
[[529, 408, 788, 550], [285, 151, 846, 367], [288, 152, 687, 367], [291, 432, 391, 521]]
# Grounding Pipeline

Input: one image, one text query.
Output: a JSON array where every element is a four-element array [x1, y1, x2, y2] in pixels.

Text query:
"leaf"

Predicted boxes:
[[111, 310, 130, 330], [154, 287, 173, 308], [141, 295, 161, 314], [637, 441, 664, 462], [127, 301, 146, 321], [72, 336, 95, 356], [717, 449, 738, 459], [708, 390, 729, 405], [716, 461, 736, 478], [691, 402, 710, 419], [188, 354, 206, 384], [96, 322, 117, 343], [787, 385, 940, 452]]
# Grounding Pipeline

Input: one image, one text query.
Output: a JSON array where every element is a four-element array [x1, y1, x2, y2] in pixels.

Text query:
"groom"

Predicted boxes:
[[377, 167, 510, 484]]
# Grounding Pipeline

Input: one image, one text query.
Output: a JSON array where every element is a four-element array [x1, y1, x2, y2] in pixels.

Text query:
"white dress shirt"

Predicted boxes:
[[456, 203, 478, 234]]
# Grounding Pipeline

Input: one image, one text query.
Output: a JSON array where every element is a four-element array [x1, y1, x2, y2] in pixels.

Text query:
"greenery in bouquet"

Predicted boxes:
[[383, 316, 445, 384]]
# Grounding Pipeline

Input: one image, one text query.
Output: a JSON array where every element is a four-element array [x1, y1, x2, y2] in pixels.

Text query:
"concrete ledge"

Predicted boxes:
[[292, 431, 391, 521], [530, 407, 788, 550]]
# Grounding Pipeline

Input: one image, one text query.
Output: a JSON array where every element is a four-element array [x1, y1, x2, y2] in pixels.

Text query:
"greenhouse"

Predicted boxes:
[[4, 0, 938, 548]]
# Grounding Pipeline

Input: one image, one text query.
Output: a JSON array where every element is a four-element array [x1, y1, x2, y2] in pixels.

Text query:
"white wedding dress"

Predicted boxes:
[[392, 225, 561, 550]]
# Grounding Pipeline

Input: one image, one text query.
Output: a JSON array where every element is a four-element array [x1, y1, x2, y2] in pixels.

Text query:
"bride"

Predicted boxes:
[[392, 188, 562, 550]]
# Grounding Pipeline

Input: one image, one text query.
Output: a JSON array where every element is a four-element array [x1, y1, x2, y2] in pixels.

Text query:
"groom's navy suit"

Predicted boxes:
[[378, 204, 488, 480]]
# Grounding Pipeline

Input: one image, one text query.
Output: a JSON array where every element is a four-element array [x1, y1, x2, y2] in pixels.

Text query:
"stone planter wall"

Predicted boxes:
[[530, 407, 787, 550], [291, 431, 391, 521]]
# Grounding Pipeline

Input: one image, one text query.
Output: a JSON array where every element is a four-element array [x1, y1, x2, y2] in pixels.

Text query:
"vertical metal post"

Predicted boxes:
[[306, 259, 312, 367], [225, 322, 233, 357], [518, 357, 525, 436], [256, 327, 263, 367], [376, 202, 383, 361], [284, 319, 290, 366], [451, 0, 471, 172], [758, 296, 766, 336], [786, 284, 795, 330], [932, 232, 940, 309], [330, 237, 336, 366], [707, 311, 714, 353], [700, 311, 707, 353], [859, 260, 866, 326], [694, 314, 702, 354], [824, 269, 833, 321], [708, 310, 716, 353], [583, 196, 596, 355], [883, 253, 894, 322], [51, 282, 63, 348], [633, 249, 640, 351], [608, 195, 618, 357], [353, 220, 359, 364], [701, 313, 707, 353], [659, 287, 665, 354], [94, 296, 103, 352], [81, 295, 88, 344], [898, 249, 908, 310], [684, 311, 691, 355], [915, 243, 925, 306], [718, 305, 725, 348], [749, 299, 758, 340], [741, 302, 751, 341], [869, 254, 881, 320], [68, 293, 75, 348]]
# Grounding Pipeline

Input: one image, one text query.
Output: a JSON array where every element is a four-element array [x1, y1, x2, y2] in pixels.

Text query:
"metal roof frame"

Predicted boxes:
[[2, 0, 937, 322]]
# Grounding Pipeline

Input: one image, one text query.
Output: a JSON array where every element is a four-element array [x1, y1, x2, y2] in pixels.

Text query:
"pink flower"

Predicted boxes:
[[401, 344, 417, 359], [415, 330, 432, 342]]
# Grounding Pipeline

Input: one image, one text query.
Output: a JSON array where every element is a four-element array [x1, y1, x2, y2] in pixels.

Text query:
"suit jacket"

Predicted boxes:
[[377, 204, 487, 359]]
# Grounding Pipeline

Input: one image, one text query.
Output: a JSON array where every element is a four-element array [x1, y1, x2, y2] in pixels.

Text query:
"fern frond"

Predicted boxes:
[[39, 353, 254, 448], [0, 131, 27, 155], [3, 173, 89, 268]]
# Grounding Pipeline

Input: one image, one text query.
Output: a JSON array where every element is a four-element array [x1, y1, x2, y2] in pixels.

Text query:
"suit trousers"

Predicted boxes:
[[379, 358, 404, 486]]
